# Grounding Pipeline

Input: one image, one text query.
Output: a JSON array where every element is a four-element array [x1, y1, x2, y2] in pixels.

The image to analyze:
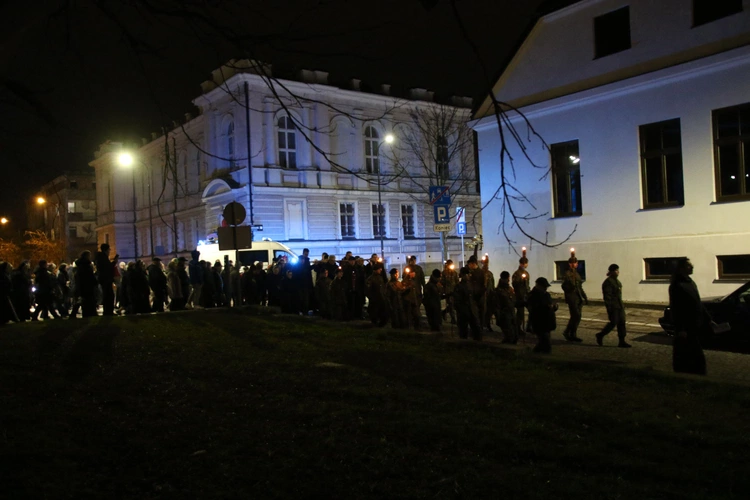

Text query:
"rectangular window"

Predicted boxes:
[[104, 233, 110, 245], [372, 203, 386, 238], [717, 254, 750, 280], [713, 103, 750, 201], [70, 180, 78, 189], [339, 202, 356, 239], [644, 257, 685, 280], [401, 204, 416, 239], [436, 136, 449, 179], [92, 182, 96, 190], [693, 0, 742, 27], [555, 260, 586, 281], [551, 140, 583, 217], [68, 226, 77, 239], [594, 7, 631, 59], [640, 119, 685, 208], [67, 202, 76, 213]]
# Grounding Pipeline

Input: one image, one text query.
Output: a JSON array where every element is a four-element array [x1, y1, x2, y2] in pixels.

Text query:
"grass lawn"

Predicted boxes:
[[1, 310, 749, 499]]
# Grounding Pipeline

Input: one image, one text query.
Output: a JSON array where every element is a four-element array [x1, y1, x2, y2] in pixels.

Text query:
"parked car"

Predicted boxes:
[[658, 281, 750, 347]]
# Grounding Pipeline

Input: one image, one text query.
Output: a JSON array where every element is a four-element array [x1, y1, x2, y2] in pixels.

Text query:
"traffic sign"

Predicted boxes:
[[429, 186, 451, 206], [433, 205, 449, 224], [223, 202, 246, 225], [457, 222, 467, 235], [433, 223, 451, 232], [456, 206, 465, 224]]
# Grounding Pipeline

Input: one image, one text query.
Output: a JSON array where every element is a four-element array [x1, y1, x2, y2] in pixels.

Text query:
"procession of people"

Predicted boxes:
[[0, 243, 717, 375]]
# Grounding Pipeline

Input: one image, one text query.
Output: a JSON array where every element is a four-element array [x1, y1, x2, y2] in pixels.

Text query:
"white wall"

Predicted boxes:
[[475, 46, 750, 302]]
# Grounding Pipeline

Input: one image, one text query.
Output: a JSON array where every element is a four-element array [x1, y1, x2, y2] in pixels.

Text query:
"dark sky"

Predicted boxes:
[[0, 0, 572, 227]]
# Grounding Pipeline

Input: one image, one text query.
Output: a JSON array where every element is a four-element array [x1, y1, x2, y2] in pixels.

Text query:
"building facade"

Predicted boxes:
[[472, 0, 750, 302], [27, 172, 98, 262], [91, 60, 481, 271]]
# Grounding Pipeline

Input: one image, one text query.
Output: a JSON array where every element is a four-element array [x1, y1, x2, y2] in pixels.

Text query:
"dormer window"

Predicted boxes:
[[693, 0, 742, 27], [594, 7, 631, 59]]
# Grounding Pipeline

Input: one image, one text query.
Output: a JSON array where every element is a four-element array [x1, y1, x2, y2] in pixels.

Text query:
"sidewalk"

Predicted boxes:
[[471, 301, 750, 385]]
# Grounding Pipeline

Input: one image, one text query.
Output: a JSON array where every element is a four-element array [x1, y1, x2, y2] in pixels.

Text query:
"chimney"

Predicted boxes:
[[151, 132, 158, 140], [408, 88, 434, 102], [350, 78, 361, 91], [184, 112, 193, 122], [298, 69, 329, 85], [141, 138, 148, 146], [380, 84, 391, 96], [450, 96, 473, 108]]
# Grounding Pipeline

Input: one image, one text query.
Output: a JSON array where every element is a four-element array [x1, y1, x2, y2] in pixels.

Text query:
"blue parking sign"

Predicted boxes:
[[457, 222, 467, 235], [433, 205, 450, 224]]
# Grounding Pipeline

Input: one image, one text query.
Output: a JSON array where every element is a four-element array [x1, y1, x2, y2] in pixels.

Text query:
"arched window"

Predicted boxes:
[[277, 115, 297, 169], [364, 126, 380, 173], [226, 121, 235, 166]]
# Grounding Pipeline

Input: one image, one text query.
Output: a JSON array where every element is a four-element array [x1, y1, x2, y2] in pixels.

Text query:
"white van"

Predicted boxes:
[[195, 239, 298, 269]]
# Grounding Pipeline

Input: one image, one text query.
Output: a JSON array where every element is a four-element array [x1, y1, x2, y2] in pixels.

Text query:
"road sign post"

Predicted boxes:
[[456, 206, 466, 267]]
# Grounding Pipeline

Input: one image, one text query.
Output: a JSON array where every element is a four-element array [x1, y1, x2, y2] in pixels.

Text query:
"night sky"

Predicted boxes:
[[0, 0, 574, 228]]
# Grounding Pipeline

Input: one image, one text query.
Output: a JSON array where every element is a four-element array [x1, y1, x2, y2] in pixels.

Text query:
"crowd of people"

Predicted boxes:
[[0, 243, 715, 375]]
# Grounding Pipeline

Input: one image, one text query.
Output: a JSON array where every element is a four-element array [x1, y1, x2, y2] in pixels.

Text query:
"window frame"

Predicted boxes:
[[436, 135, 449, 180], [226, 120, 235, 166], [554, 260, 586, 282], [277, 115, 298, 169], [717, 254, 750, 280], [400, 203, 417, 239], [644, 257, 686, 281], [338, 201, 358, 240], [551, 140, 583, 218], [713, 103, 750, 202], [692, 0, 743, 27], [639, 118, 685, 209], [371, 202, 388, 239], [593, 6, 631, 59], [364, 126, 380, 174]]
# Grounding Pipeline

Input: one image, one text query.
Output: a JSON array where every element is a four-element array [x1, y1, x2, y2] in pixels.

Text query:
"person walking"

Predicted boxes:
[[528, 277, 557, 353], [10, 261, 32, 321], [669, 258, 714, 375], [495, 271, 517, 344], [386, 268, 406, 329], [167, 259, 185, 311], [94, 244, 118, 316], [441, 260, 459, 324], [561, 249, 587, 342], [401, 267, 421, 330], [596, 264, 631, 348], [455, 267, 482, 341], [147, 258, 167, 312], [187, 250, 203, 308], [423, 269, 443, 332], [365, 264, 388, 327], [73, 251, 98, 318], [512, 249, 531, 337], [31, 260, 61, 320]]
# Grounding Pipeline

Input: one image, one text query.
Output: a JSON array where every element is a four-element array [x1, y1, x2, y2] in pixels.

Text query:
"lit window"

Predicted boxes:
[[551, 140, 582, 217], [278, 116, 297, 169], [594, 7, 631, 59], [401, 204, 416, 239], [339, 203, 356, 239], [67, 202, 75, 213], [364, 127, 380, 174], [713, 103, 750, 201], [372, 204, 386, 238], [717, 254, 750, 280], [639, 119, 685, 208], [693, 0, 742, 27], [555, 260, 586, 281], [644, 257, 685, 280]]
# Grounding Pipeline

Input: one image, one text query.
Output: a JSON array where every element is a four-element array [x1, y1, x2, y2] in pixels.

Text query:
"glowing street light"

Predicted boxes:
[[117, 151, 154, 258], [376, 133, 396, 262], [384, 133, 394, 144], [36, 197, 46, 205], [118, 152, 135, 167], [0, 217, 8, 225]]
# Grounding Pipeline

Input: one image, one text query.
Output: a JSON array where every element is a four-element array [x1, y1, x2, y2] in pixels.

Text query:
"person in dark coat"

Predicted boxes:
[[32, 260, 61, 320], [129, 260, 152, 314], [0, 262, 17, 323], [212, 261, 225, 307], [10, 261, 32, 321], [423, 269, 443, 332], [73, 251, 98, 318], [511, 251, 531, 336], [365, 264, 388, 327], [119, 262, 133, 314], [167, 259, 185, 311], [669, 258, 714, 375], [56, 263, 71, 317], [330, 267, 347, 321], [481, 255, 496, 332], [177, 258, 190, 307], [253, 264, 267, 305], [496, 271, 517, 344], [455, 266, 481, 340], [94, 243, 118, 316], [315, 268, 332, 319], [407, 256, 426, 304], [187, 249, 203, 308], [528, 277, 557, 353], [296, 248, 314, 314], [596, 264, 631, 348], [199, 261, 215, 308], [441, 261, 459, 324], [280, 269, 299, 314], [401, 268, 420, 330], [561, 249, 587, 342], [265, 265, 283, 308], [353, 257, 367, 320], [386, 268, 405, 329], [147, 258, 167, 312]]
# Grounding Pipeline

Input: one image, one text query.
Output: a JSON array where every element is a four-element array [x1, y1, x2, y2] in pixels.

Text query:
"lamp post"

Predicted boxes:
[[117, 152, 155, 259], [377, 133, 395, 262]]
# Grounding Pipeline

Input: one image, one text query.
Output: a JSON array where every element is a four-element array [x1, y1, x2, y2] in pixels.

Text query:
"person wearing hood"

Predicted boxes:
[[596, 264, 631, 348], [31, 260, 61, 320], [496, 271, 517, 344], [423, 269, 443, 332], [0, 262, 17, 323], [10, 261, 32, 321], [73, 251, 97, 317], [528, 277, 558, 354], [129, 260, 152, 314]]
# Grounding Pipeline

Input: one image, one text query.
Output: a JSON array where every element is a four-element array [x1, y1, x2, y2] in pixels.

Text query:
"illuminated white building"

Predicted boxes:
[[91, 60, 481, 270], [472, 0, 750, 302]]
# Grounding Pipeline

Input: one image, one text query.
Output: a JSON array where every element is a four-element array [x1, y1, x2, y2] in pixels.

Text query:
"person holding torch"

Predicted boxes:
[[512, 247, 531, 338]]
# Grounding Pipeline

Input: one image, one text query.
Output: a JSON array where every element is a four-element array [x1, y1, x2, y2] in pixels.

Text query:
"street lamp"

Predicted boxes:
[[36, 197, 46, 205], [377, 133, 395, 262], [1, 217, 8, 225], [117, 152, 154, 259]]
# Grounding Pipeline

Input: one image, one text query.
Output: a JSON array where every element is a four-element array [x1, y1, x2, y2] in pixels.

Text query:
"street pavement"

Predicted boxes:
[[448, 302, 750, 385]]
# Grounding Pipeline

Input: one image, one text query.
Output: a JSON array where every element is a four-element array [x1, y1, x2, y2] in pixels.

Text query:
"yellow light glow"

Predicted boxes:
[[36, 197, 46, 205], [405, 268, 410, 274], [118, 152, 135, 167], [449, 264, 455, 270], [522, 273, 526, 278], [0, 217, 8, 224], [522, 247, 526, 251], [377, 257, 383, 262], [384, 134, 395, 144], [570, 247, 575, 253]]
